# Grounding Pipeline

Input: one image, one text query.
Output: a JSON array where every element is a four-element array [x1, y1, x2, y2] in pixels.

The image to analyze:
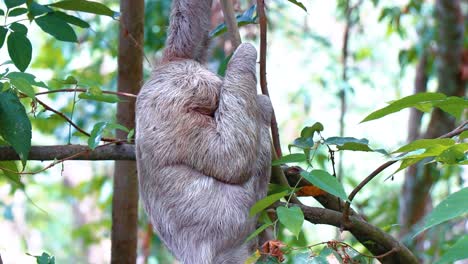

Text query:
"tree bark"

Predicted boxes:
[[111, 0, 144, 263], [399, 0, 465, 245]]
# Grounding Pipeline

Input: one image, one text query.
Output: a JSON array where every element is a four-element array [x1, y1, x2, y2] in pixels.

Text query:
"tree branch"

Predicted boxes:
[[290, 203, 419, 264], [0, 144, 136, 161], [220, 0, 241, 48], [257, 0, 282, 158]]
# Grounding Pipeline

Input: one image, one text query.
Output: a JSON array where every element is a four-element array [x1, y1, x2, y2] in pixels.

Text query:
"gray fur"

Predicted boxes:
[[136, 0, 272, 263]]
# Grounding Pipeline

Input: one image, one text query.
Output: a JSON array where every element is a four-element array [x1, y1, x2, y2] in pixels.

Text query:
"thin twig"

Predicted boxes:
[[34, 97, 121, 143], [342, 120, 468, 223], [68, 85, 78, 144], [33, 88, 137, 98], [257, 0, 282, 157], [285, 240, 397, 259], [118, 18, 152, 67], [338, 0, 352, 181]]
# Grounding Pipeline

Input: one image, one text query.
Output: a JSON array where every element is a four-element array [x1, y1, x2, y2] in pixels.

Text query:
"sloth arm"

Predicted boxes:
[[183, 43, 261, 185]]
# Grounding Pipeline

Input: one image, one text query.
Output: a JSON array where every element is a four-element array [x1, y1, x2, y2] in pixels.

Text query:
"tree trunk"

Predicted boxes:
[[399, 0, 465, 247], [111, 0, 144, 263], [398, 52, 428, 236]]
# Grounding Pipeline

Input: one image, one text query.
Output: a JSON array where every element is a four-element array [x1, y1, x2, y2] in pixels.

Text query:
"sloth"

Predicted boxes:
[[135, 0, 272, 263]]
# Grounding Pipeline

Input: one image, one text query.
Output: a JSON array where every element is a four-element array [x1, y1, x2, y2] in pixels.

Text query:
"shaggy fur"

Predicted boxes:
[[136, 0, 272, 263]]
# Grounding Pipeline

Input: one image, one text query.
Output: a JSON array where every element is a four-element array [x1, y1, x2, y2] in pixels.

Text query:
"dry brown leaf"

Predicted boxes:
[[261, 240, 286, 262]]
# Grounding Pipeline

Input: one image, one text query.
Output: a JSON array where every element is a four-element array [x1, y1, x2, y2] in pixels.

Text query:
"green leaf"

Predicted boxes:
[[300, 170, 348, 201], [33, 252, 55, 264], [361, 92, 447, 122], [78, 92, 120, 103], [54, 11, 90, 28], [289, 137, 315, 150], [249, 191, 288, 217], [0, 91, 31, 165], [9, 22, 27, 34], [414, 187, 468, 237], [268, 183, 294, 195], [0, 161, 24, 191], [0, 26, 7, 49], [434, 96, 468, 120], [434, 235, 468, 264], [245, 223, 272, 243], [88, 122, 107, 150], [325, 137, 368, 146], [276, 206, 304, 238], [460, 131, 468, 141], [287, 0, 307, 12], [127, 128, 134, 142], [10, 77, 35, 99], [62, 75, 78, 84], [35, 13, 77, 42], [394, 157, 425, 174], [48, 0, 116, 17], [393, 138, 455, 153], [217, 53, 232, 77], [8, 7, 27, 16], [436, 143, 468, 164], [0, 82, 10, 92], [88, 122, 127, 149], [413, 102, 433, 113], [27, 2, 53, 17], [7, 72, 48, 88], [210, 5, 257, 38], [292, 252, 325, 263], [324, 137, 386, 153], [7, 32, 32, 72], [0, 10, 4, 16], [258, 210, 273, 225], [106, 123, 129, 133], [338, 142, 373, 152], [319, 247, 334, 257], [300, 122, 324, 138], [255, 256, 281, 264], [271, 153, 306, 166], [5, 0, 26, 9]]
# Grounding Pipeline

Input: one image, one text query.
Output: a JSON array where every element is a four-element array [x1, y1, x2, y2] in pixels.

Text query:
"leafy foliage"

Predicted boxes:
[[0, 0, 117, 72], [414, 187, 468, 237], [0, 91, 31, 165], [210, 5, 257, 38], [362, 93, 468, 122]]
